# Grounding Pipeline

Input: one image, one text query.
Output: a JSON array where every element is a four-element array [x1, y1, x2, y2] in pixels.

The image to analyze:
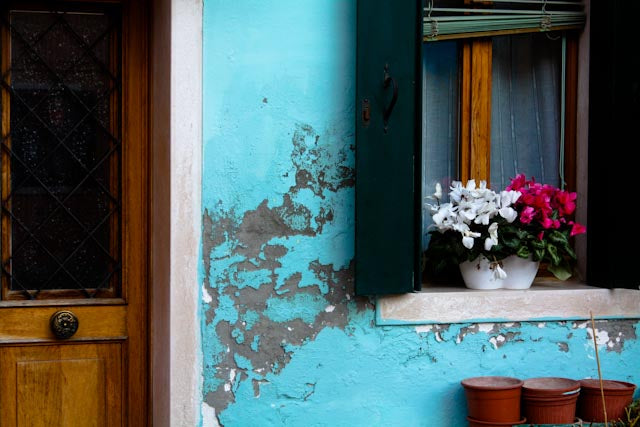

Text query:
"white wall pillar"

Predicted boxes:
[[152, 0, 203, 425]]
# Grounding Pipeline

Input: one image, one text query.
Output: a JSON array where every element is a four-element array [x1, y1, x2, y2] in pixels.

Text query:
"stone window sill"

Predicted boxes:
[[376, 282, 640, 325]]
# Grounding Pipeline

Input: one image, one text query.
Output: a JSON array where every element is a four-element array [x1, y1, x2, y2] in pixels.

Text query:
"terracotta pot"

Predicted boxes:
[[521, 377, 580, 424], [461, 376, 523, 422], [466, 416, 526, 427], [576, 379, 636, 422]]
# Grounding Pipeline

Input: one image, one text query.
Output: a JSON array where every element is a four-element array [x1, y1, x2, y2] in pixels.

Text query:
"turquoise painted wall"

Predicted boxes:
[[200, 1, 640, 426]]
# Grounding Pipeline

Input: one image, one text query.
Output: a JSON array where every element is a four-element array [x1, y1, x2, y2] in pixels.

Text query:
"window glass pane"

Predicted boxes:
[[421, 41, 459, 249], [490, 33, 562, 190], [1, 7, 121, 299]]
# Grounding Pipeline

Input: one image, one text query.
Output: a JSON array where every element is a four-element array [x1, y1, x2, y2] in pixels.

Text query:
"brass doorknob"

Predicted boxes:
[[50, 310, 79, 339]]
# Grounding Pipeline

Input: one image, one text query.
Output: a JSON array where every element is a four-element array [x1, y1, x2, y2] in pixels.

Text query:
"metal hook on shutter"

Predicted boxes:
[[383, 64, 398, 133]]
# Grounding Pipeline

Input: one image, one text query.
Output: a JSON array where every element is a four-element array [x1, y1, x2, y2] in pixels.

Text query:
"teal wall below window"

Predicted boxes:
[[200, 1, 639, 425]]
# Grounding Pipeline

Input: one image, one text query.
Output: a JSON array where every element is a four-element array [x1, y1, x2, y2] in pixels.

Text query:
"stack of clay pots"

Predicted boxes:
[[521, 377, 581, 424], [461, 376, 526, 427]]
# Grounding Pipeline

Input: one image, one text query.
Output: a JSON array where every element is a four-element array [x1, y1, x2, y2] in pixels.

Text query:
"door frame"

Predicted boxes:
[[150, 0, 203, 425]]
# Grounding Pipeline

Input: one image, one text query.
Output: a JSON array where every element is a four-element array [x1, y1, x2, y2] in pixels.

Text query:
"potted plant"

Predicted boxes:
[[423, 175, 586, 289], [502, 174, 587, 281]]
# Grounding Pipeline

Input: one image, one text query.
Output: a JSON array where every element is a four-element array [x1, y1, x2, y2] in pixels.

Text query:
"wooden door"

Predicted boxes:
[[0, 1, 149, 425]]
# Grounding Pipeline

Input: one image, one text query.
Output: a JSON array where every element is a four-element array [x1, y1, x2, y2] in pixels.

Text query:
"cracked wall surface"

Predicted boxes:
[[201, 1, 640, 426]]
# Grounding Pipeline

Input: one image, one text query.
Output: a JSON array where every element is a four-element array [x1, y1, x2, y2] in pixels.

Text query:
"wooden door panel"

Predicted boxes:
[[0, 306, 127, 343], [0, 343, 122, 427], [0, 1, 149, 424]]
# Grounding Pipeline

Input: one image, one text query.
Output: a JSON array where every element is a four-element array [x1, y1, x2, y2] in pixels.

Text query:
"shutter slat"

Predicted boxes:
[[424, 0, 585, 40]]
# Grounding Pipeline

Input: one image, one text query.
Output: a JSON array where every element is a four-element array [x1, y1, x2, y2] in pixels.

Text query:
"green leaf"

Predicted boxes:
[[530, 239, 545, 250], [533, 249, 545, 261], [548, 260, 573, 280], [516, 246, 530, 258], [546, 244, 562, 266], [563, 245, 577, 260], [548, 230, 569, 246], [502, 235, 521, 249]]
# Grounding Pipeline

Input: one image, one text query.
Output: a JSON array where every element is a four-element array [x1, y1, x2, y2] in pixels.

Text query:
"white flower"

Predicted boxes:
[[499, 206, 518, 223], [474, 200, 497, 225], [433, 182, 442, 200], [462, 230, 481, 249], [449, 181, 464, 203], [466, 179, 477, 190], [458, 200, 478, 222], [500, 190, 521, 206], [484, 222, 498, 250]]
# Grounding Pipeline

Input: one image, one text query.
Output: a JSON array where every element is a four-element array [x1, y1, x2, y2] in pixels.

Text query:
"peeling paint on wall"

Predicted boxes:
[[201, 116, 362, 414]]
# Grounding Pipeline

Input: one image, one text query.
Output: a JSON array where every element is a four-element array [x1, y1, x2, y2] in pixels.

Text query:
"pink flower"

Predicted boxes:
[[537, 231, 544, 241], [554, 191, 577, 216], [507, 174, 528, 191], [520, 206, 535, 224], [541, 217, 554, 229], [569, 221, 586, 237]]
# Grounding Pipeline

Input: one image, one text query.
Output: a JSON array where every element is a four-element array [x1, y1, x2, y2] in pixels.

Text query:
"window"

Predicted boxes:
[[421, 33, 573, 249], [355, 0, 639, 296], [1, 2, 122, 300]]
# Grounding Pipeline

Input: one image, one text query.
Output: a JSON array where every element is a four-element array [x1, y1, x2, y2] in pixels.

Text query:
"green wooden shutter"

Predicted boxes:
[[355, 0, 423, 295], [587, 1, 640, 290]]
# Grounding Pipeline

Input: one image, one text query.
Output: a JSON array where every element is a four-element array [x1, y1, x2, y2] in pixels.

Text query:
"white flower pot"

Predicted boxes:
[[459, 255, 540, 290], [459, 256, 504, 290], [501, 255, 540, 290]]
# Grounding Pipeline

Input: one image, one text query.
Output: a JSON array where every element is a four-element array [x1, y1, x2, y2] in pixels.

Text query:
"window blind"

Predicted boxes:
[[424, 0, 585, 41]]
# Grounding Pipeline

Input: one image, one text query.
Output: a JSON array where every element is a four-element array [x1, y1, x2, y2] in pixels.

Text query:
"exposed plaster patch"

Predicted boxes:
[[456, 324, 480, 344], [584, 320, 637, 353], [252, 379, 269, 398], [557, 342, 569, 352], [201, 122, 356, 416], [290, 124, 354, 199]]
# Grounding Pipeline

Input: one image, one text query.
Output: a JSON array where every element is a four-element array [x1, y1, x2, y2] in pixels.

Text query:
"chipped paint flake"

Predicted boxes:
[[201, 402, 220, 427], [202, 284, 213, 303], [477, 323, 495, 333], [587, 327, 610, 347], [415, 325, 433, 334]]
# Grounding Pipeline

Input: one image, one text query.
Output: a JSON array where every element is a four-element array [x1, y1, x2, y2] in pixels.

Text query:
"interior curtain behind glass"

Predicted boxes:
[[422, 41, 459, 250], [490, 33, 562, 190]]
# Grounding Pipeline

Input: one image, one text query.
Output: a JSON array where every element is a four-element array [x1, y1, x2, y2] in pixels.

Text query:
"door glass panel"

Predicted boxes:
[[1, 4, 121, 300]]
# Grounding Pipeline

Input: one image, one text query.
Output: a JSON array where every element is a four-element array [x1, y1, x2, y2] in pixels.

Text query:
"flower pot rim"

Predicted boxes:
[[466, 416, 527, 426], [461, 376, 523, 390], [523, 377, 581, 395], [579, 379, 636, 391]]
